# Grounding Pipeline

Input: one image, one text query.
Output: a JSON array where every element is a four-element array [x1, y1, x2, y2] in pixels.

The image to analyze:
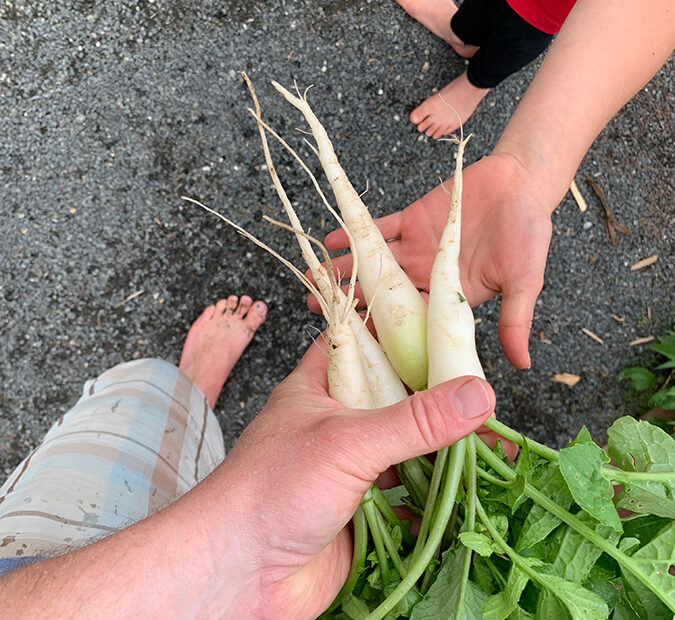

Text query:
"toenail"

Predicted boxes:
[[255, 302, 266, 312]]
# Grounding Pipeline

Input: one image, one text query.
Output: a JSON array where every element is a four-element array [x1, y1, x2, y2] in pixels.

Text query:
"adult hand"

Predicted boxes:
[[313, 153, 553, 369], [201, 339, 496, 618], [1, 341, 495, 620]]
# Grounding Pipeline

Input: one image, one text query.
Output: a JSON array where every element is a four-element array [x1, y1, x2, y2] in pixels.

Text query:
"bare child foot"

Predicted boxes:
[[410, 71, 489, 139], [396, 0, 478, 58], [179, 295, 267, 408]]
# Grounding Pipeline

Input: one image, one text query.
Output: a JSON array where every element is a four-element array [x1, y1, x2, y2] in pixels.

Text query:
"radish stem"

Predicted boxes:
[[474, 439, 675, 612], [367, 440, 467, 620]]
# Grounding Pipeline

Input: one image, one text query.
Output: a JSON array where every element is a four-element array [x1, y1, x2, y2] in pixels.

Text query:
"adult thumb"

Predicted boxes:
[[355, 376, 495, 470]]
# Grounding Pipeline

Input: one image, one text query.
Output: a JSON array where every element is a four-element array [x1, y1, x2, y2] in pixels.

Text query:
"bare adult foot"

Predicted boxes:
[[411, 71, 489, 139], [179, 295, 267, 408], [396, 0, 478, 58]]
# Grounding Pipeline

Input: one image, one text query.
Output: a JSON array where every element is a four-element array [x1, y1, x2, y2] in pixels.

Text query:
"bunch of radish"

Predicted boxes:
[[189, 76, 675, 620]]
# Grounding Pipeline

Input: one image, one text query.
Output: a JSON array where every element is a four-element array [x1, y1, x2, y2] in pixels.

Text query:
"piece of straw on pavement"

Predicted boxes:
[[630, 335, 655, 346], [569, 179, 587, 212], [581, 328, 604, 345], [551, 373, 581, 386], [630, 254, 658, 271]]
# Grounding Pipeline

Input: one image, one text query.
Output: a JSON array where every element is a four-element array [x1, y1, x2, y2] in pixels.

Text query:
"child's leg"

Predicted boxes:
[[464, 1, 554, 90], [411, 0, 554, 139], [396, 0, 481, 58], [0, 296, 267, 575]]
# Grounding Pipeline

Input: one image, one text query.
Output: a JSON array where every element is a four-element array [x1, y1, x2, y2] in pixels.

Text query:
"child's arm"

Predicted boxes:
[[494, 0, 675, 211], [320, 0, 674, 368]]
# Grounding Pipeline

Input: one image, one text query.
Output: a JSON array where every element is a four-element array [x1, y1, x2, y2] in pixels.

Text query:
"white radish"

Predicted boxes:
[[183, 196, 374, 410], [371, 135, 483, 620], [427, 135, 485, 386], [272, 81, 429, 392], [243, 73, 408, 407]]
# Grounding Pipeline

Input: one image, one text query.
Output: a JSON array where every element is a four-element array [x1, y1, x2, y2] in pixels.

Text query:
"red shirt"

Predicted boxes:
[[507, 0, 577, 34]]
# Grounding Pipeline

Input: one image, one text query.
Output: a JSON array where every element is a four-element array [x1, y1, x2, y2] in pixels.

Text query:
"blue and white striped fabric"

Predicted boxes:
[[0, 358, 225, 575]]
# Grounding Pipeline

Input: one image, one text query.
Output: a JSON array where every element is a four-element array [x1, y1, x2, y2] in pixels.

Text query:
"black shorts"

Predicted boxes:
[[451, 0, 554, 88]]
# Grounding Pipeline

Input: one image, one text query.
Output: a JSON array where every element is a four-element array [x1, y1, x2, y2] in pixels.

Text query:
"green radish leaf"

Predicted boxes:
[[410, 546, 488, 620], [570, 425, 595, 446], [477, 510, 510, 546], [390, 525, 403, 549], [615, 481, 675, 519], [493, 443, 536, 515], [342, 594, 371, 619], [492, 439, 508, 464], [536, 589, 570, 619], [607, 417, 675, 518], [611, 597, 640, 620], [472, 555, 501, 594], [382, 485, 408, 507], [507, 474, 528, 514], [382, 580, 421, 618], [582, 576, 621, 612], [649, 386, 675, 410], [532, 570, 609, 620], [558, 442, 623, 532], [507, 606, 535, 619], [516, 465, 574, 551], [551, 511, 621, 583], [618, 367, 657, 391], [618, 537, 641, 555], [587, 553, 620, 583], [621, 514, 672, 546], [366, 565, 382, 589], [482, 564, 530, 620], [459, 531, 496, 557], [607, 417, 675, 474], [620, 521, 675, 619], [516, 440, 534, 473]]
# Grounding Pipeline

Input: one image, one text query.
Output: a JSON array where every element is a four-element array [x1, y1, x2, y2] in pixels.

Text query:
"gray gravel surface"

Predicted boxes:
[[1, 0, 673, 482]]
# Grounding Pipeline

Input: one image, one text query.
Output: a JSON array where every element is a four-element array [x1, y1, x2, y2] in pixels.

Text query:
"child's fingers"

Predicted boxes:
[[324, 211, 404, 251], [372, 211, 404, 241], [307, 281, 368, 314], [498, 284, 539, 370], [324, 227, 350, 250]]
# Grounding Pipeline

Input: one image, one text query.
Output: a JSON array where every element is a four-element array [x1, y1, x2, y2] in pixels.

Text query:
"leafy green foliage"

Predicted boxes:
[[515, 465, 573, 552], [619, 329, 675, 413], [620, 522, 675, 619], [409, 546, 488, 619], [607, 417, 675, 519], [324, 416, 675, 619], [618, 367, 657, 391], [482, 564, 529, 620], [558, 442, 622, 532]]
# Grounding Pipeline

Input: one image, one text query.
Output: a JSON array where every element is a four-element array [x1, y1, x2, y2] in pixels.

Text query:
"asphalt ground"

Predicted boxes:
[[1, 0, 673, 482]]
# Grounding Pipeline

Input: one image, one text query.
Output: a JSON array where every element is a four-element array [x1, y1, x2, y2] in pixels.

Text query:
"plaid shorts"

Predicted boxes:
[[0, 358, 225, 575]]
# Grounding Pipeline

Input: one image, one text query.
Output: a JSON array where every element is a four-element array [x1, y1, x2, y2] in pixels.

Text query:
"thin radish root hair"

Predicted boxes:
[[181, 196, 342, 324]]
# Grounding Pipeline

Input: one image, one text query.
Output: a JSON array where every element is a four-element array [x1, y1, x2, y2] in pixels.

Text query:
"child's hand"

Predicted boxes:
[[314, 154, 553, 369]]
